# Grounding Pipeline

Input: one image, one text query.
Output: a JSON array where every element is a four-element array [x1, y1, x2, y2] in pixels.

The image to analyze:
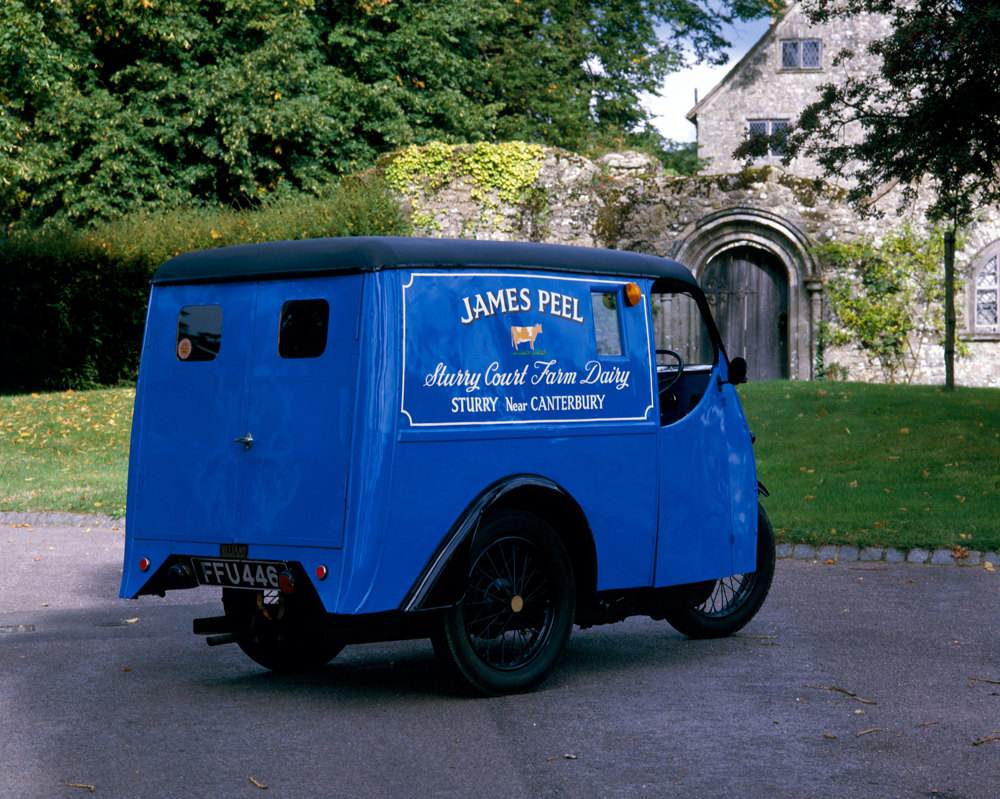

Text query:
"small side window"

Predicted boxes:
[[591, 291, 623, 356], [279, 299, 329, 359], [176, 305, 222, 361]]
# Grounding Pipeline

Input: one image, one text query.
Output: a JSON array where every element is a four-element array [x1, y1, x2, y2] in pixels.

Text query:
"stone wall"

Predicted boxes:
[[396, 146, 1000, 388]]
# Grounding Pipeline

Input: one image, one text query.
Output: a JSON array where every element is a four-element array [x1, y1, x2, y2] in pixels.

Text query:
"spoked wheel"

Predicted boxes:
[[663, 502, 776, 639], [222, 588, 343, 672], [434, 510, 575, 695]]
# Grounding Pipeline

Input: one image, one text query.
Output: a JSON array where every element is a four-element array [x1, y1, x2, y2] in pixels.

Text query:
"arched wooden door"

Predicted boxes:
[[701, 246, 789, 381]]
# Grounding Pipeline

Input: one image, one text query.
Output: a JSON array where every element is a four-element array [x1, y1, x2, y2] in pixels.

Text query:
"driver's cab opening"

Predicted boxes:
[[651, 279, 719, 427]]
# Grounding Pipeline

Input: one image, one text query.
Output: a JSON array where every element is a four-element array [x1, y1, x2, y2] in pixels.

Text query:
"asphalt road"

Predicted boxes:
[[2, 524, 998, 799]]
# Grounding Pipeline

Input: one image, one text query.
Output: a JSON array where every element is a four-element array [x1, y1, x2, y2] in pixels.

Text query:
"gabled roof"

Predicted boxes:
[[686, 7, 790, 124], [152, 236, 699, 288]]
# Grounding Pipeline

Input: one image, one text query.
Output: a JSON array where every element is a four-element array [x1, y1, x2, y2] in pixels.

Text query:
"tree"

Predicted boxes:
[[736, 0, 1000, 389], [1, 0, 772, 229], [485, 0, 774, 152], [1, 0, 509, 227]]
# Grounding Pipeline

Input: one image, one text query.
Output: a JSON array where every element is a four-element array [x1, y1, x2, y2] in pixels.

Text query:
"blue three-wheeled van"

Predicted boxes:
[[121, 237, 774, 695]]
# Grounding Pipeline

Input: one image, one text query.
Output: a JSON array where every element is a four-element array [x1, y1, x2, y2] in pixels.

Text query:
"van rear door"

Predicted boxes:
[[236, 277, 362, 548], [130, 275, 362, 550]]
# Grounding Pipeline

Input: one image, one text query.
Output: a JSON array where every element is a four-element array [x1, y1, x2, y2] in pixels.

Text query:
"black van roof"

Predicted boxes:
[[151, 236, 698, 288]]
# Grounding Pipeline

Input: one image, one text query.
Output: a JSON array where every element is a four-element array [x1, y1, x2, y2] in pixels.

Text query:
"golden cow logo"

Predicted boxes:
[[511, 323, 543, 351]]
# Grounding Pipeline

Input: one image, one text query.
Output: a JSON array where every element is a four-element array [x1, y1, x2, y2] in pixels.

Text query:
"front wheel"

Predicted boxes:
[[663, 502, 776, 639], [434, 510, 575, 696]]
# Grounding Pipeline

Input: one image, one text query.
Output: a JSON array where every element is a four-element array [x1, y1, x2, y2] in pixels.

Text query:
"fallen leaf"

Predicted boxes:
[[899, 428, 910, 434], [249, 776, 268, 789], [856, 728, 884, 737], [822, 733, 837, 739], [64, 782, 95, 793], [824, 558, 836, 565], [120, 667, 132, 672]]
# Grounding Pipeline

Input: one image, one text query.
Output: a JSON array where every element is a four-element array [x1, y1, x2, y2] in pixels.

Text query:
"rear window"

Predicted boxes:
[[279, 299, 329, 359], [176, 305, 222, 361]]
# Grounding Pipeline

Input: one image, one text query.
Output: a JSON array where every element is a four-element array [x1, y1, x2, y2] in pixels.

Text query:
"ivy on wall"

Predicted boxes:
[[383, 141, 546, 235], [815, 226, 967, 384]]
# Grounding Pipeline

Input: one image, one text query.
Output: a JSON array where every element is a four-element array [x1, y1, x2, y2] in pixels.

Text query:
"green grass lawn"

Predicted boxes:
[[1, 387, 133, 516], [2, 382, 999, 551], [739, 381, 1000, 552]]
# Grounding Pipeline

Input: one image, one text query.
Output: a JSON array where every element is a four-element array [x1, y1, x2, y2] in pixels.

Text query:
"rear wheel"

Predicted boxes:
[[434, 510, 575, 695], [222, 588, 343, 672], [663, 502, 775, 639]]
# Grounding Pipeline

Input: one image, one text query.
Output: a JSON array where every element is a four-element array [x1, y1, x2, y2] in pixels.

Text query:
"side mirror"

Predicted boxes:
[[728, 357, 748, 385]]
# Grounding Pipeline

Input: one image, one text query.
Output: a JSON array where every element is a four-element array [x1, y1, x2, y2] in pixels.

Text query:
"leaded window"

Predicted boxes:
[[781, 39, 822, 70], [747, 119, 790, 157], [975, 255, 999, 333]]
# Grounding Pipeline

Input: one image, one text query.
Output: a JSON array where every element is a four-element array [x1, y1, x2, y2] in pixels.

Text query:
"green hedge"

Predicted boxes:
[[1, 177, 410, 393]]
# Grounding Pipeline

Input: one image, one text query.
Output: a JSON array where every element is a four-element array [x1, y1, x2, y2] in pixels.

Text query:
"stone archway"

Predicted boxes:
[[672, 208, 821, 380]]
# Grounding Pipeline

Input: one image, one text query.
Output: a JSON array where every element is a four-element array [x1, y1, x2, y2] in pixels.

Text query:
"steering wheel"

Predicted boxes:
[[655, 349, 685, 395]]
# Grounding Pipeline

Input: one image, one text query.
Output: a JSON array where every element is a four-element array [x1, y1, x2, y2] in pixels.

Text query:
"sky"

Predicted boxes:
[[646, 18, 771, 142]]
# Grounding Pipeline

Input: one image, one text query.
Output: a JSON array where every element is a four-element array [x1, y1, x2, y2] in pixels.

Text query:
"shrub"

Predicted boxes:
[[0, 177, 409, 393]]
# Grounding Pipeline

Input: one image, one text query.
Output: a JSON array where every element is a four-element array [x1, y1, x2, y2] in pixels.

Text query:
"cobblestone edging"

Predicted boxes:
[[2, 511, 995, 569], [776, 542, 998, 569]]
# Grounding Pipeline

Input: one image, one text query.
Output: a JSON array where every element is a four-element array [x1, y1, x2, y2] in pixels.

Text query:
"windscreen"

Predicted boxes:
[[651, 290, 716, 368]]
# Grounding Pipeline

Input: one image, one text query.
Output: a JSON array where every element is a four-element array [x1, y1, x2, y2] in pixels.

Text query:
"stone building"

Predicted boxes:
[[392, 2, 1000, 386], [678, 2, 1000, 385], [687, 3, 892, 179]]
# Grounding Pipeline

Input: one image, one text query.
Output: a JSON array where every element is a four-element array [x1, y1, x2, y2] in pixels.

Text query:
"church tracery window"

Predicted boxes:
[[975, 255, 999, 333]]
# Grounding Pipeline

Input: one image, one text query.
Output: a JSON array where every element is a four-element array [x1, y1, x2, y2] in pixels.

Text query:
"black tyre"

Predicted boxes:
[[222, 588, 343, 672], [434, 510, 575, 696], [663, 502, 776, 639]]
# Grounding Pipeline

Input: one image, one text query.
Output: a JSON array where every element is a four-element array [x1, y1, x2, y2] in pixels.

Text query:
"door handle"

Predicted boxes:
[[233, 433, 254, 450]]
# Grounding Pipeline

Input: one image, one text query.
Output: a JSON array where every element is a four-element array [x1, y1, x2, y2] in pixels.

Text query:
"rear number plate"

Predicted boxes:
[[192, 558, 285, 590]]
